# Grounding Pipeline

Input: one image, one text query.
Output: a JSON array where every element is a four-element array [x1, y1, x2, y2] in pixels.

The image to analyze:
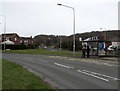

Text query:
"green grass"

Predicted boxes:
[[2, 59, 53, 89], [3, 49, 81, 56], [0, 59, 2, 90]]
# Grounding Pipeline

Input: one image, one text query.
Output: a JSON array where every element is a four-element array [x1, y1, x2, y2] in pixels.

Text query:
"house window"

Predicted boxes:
[[6, 37, 9, 40], [0, 37, 1, 41], [24, 40, 28, 43], [20, 40, 23, 43], [15, 38, 17, 41]]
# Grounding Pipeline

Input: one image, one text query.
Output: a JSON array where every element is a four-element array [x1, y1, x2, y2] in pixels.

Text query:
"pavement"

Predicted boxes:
[[2, 53, 119, 89], [100, 57, 119, 61], [48, 48, 119, 61]]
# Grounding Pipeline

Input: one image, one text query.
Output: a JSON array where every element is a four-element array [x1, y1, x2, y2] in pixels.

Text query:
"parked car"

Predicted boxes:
[[108, 45, 120, 51]]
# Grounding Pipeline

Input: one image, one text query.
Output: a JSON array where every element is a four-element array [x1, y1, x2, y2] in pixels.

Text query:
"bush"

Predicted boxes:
[[1, 44, 35, 50], [61, 40, 82, 51]]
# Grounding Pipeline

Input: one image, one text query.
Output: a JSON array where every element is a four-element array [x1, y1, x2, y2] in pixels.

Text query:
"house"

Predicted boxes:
[[20, 36, 33, 45], [0, 33, 33, 45], [0, 33, 20, 44]]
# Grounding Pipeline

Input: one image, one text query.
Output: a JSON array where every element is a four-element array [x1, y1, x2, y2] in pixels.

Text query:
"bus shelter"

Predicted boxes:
[[82, 40, 107, 57]]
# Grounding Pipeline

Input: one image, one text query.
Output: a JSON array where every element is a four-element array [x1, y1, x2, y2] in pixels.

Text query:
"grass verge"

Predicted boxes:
[[2, 59, 53, 89], [3, 49, 81, 56], [0, 59, 2, 90]]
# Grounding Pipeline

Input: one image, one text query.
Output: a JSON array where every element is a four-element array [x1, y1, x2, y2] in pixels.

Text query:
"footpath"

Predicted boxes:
[[100, 57, 119, 61]]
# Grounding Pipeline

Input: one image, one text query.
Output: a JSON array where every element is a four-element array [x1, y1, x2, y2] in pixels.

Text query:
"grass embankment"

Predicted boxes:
[[0, 59, 2, 90], [2, 59, 53, 89], [3, 49, 81, 56]]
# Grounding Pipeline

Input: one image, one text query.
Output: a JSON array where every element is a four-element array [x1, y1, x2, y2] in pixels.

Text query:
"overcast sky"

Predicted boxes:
[[0, 0, 119, 37]]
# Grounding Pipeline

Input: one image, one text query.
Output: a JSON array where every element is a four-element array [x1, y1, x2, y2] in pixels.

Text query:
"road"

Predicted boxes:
[[2, 53, 119, 89]]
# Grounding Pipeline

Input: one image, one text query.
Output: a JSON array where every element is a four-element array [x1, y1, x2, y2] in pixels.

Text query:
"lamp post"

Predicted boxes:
[[100, 28, 107, 56], [59, 35, 62, 51], [57, 3, 76, 56], [0, 15, 6, 51]]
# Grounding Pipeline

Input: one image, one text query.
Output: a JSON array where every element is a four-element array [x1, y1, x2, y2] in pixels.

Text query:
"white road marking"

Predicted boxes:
[[23, 57, 48, 63], [82, 70, 120, 81], [54, 63, 74, 69], [23, 57, 33, 60], [38, 60, 48, 63], [77, 69, 109, 82]]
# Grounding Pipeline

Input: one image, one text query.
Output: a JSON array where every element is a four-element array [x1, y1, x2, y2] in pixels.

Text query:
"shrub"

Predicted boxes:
[[2, 44, 34, 50]]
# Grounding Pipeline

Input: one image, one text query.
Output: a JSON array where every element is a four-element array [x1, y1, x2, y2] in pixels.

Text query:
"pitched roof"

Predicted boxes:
[[20, 37, 32, 39], [1, 33, 20, 38]]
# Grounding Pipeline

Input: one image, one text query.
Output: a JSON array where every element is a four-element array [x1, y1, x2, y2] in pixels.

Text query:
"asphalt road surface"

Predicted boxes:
[[2, 53, 119, 89]]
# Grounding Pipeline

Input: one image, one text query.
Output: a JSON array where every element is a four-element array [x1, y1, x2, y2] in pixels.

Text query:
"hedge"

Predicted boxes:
[[1, 44, 34, 50]]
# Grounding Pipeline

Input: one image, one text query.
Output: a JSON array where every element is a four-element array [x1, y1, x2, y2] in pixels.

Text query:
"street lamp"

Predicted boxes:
[[100, 28, 107, 41], [59, 35, 62, 51], [100, 28, 107, 56], [57, 3, 76, 56], [0, 15, 6, 51]]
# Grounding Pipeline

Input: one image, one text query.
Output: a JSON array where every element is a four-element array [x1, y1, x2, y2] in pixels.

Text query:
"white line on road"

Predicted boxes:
[[23, 57, 33, 60], [38, 60, 48, 63], [82, 70, 120, 81], [54, 63, 74, 69], [23, 57, 48, 63], [77, 69, 109, 82]]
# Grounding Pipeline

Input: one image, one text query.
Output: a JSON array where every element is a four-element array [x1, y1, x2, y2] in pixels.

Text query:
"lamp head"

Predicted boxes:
[[57, 4, 62, 6]]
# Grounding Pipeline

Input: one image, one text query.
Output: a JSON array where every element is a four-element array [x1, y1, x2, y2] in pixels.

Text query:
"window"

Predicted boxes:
[[0, 37, 1, 41], [6, 37, 9, 40], [20, 40, 23, 43], [15, 38, 17, 41]]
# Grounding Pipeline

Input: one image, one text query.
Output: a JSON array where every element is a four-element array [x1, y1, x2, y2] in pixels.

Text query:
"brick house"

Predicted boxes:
[[20, 37, 33, 45], [0, 33, 33, 45], [0, 33, 20, 44]]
